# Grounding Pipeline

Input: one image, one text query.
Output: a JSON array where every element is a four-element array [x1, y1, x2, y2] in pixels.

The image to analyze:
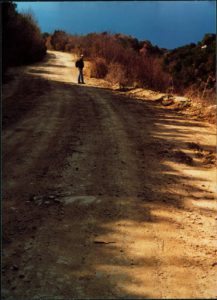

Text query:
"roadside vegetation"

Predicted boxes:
[[2, 2, 46, 82], [163, 33, 216, 103], [45, 30, 171, 91], [44, 30, 215, 104], [2, 1, 215, 105]]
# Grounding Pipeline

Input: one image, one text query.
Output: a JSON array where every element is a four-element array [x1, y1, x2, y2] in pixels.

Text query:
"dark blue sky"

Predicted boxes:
[[16, 1, 216, 49]]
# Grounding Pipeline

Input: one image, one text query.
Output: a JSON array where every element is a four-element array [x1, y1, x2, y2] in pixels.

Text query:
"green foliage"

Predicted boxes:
[[2, 1, 46, 79], [202, 33, 215, 46], [163, 34, 216, 92]]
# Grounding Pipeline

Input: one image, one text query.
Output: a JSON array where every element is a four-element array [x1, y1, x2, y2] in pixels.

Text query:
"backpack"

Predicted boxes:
[[75, 60, 79, 68]]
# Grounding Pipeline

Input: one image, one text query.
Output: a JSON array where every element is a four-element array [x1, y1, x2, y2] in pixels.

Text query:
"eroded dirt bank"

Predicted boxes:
[[2, 51, 217, 299]]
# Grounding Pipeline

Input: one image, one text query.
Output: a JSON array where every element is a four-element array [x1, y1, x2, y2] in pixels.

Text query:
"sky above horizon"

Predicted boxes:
[[16, 1, 216, 49]]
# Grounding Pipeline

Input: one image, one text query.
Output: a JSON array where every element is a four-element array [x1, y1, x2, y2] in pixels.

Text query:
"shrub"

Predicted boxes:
[[90, 58, 108, 78], [106, 63, 128, 88], [152, 58, 172, 91], [50, 30, 69, 51], [163, 34, 216, 93], [46, 29, 216, 95]]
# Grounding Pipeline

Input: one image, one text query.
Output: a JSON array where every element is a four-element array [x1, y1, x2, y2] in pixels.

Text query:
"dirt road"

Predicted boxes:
[[2, 51, 217, 299]]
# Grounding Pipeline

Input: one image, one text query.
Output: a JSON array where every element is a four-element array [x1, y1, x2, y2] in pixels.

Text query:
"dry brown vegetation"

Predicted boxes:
[[90, 58, 108, 79], [45, 30, 215, 107], [46, 31, 171, 92], [3, 1, 215, 107]]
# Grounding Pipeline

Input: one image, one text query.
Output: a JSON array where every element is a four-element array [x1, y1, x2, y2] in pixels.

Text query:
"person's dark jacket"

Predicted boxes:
[[76, 58, 84, 69]]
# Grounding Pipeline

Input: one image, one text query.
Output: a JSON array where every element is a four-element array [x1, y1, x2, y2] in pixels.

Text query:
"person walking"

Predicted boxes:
[[75, 54, 85, 84]]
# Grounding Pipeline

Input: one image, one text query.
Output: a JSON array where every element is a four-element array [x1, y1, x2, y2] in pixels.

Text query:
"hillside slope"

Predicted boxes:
[[46, 31, 216, 100]]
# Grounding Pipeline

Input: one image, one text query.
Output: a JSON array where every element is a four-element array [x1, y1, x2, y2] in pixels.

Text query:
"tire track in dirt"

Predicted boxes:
[[65, 86, 166, 298], [109, 92, 215, 298], [84, 87, 216, 298], [76, 86, 142, 195], [88, 88, 169, 297]]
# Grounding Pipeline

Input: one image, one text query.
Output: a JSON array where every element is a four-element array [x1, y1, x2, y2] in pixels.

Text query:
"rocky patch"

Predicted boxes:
[[29, 192, 99, 206], [187, 142, 216, 167]]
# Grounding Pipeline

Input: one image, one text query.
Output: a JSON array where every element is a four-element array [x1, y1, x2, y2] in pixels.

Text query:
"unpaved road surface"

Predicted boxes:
[[2, 51, 217, 299]]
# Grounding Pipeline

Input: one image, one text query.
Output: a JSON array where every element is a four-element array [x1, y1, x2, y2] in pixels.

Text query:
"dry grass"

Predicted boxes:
[[184, 87, 216, 123], [105, 63, 129, 88]]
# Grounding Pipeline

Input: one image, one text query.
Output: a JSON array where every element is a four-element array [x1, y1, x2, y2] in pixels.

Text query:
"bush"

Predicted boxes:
[[106, 63, 128, 87], [2, 2, 46, 79], [152, 58, 172, 91], [90, 58, 108, 78], [50, 30, 69, 51], [163, 34, 216, 93], [46, 29, 216, 95]]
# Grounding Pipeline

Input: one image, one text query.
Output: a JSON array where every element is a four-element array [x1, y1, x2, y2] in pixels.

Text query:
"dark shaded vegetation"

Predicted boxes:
[[163, 33, 216, 98], [2, 2, 46, 81]]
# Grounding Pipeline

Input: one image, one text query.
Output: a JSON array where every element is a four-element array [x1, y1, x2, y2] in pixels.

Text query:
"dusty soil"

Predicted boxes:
[[2, 50, 217, 299]]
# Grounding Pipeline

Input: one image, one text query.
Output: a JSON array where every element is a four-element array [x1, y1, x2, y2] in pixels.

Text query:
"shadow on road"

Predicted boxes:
[[2, 69, 216, 299]]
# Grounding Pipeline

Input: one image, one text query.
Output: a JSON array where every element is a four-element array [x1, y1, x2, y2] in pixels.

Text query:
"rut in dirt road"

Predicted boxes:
[[2, 51, 217, 299]]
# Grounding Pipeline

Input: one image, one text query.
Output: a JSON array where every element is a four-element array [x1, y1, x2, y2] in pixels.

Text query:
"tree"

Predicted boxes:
[[50, 30, 69, 51], [2, 1, 46, 79]]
